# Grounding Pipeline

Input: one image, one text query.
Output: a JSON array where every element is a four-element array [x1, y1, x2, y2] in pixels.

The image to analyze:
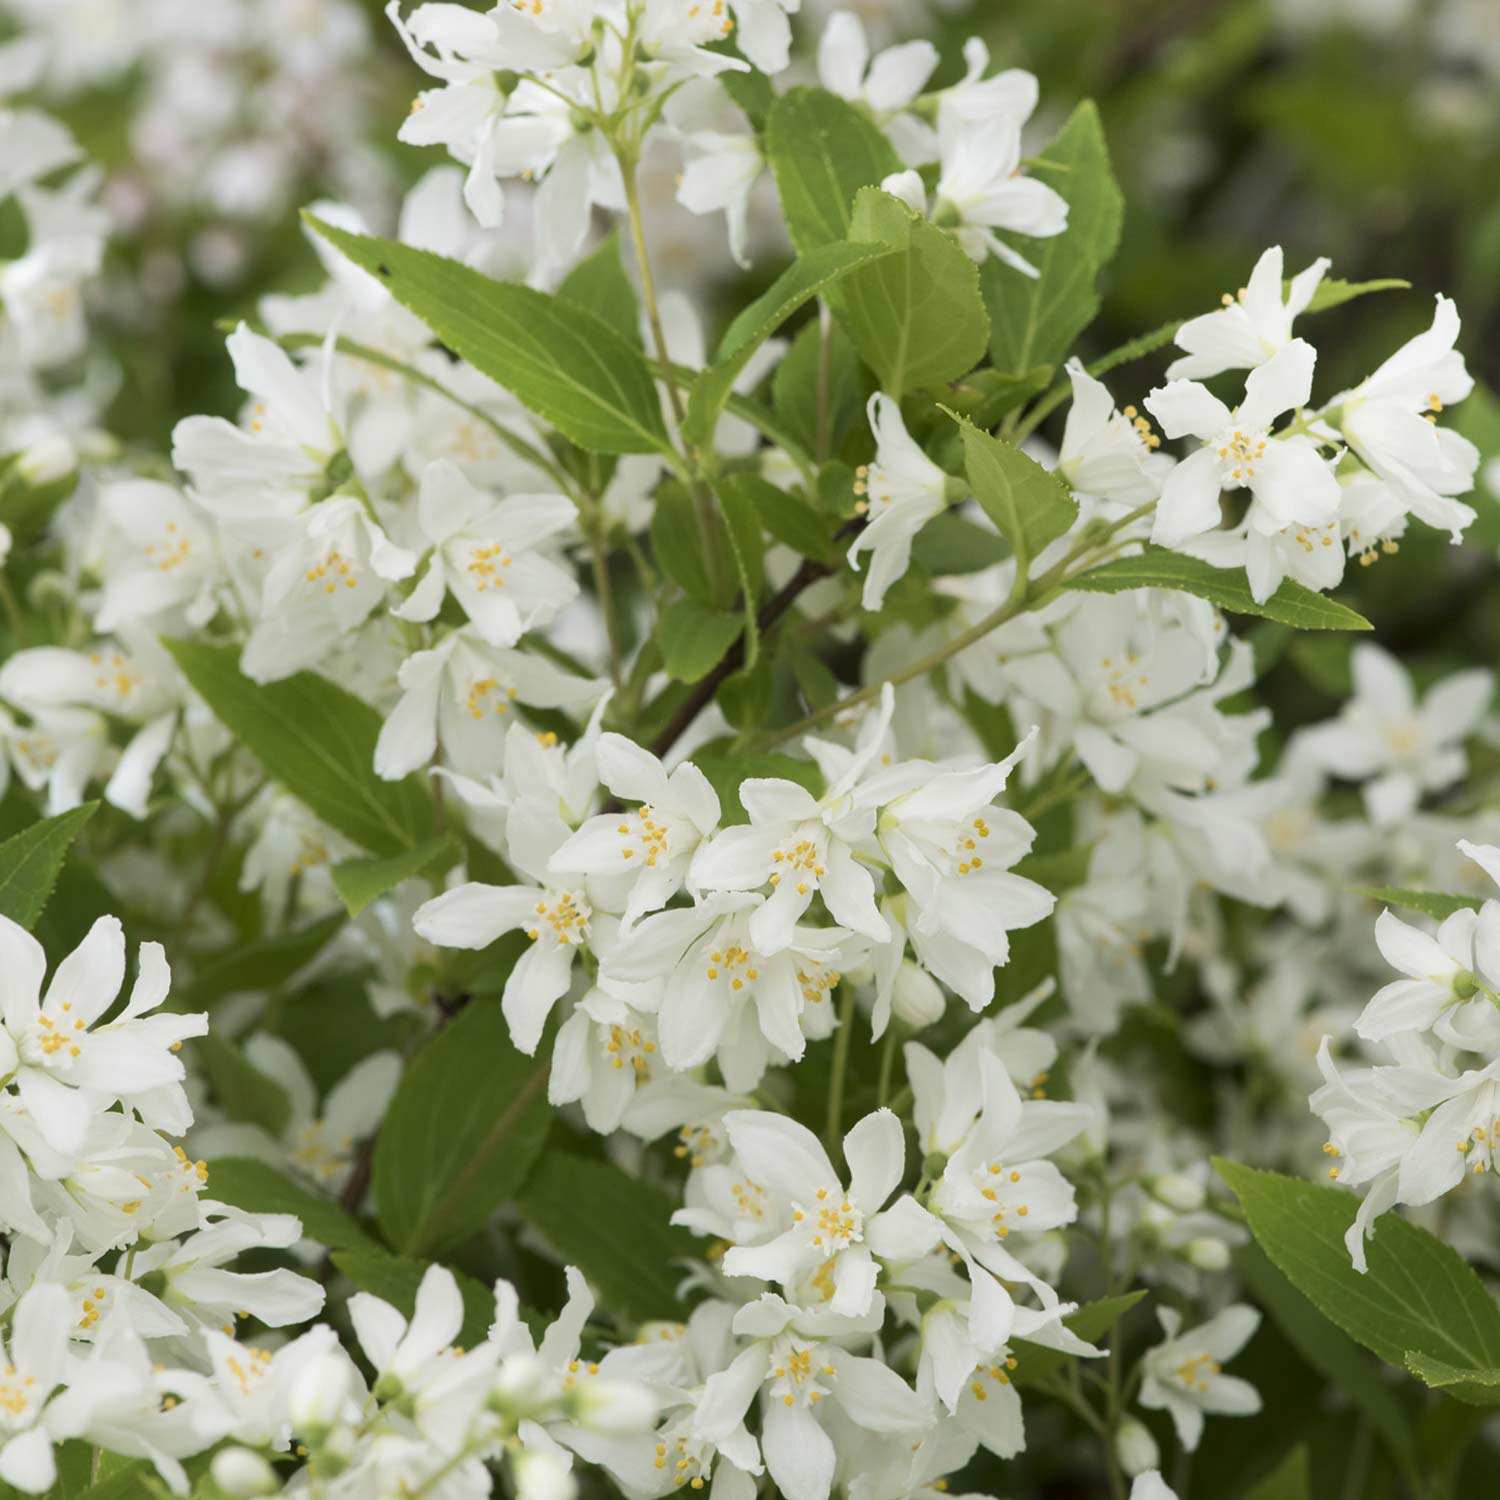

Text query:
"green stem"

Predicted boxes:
[[825, 980, 859, 1160], [877, 1023, 899, 1106]]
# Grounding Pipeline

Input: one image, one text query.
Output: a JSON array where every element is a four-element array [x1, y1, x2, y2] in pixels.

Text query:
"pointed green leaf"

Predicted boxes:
[[0, 802, 97, 929], [952, 411, 1077, 566], [1244, 1445, 1311, 1500], [983, 100, 1123, 375], [1302, 277, 1409, 314], [373, 999, 550, 1257], [557, 231, 641, 346], [306, 216, 669, 456], [166, 638, 433, 855], [331, 834, 461, 919], [1217, 1159, 1500, 1405], [684, 240, 894, 447], [1065, 547, 1373, 631], [658, 599, 743, 683], [1348, 886, 1480, 922], [516, 1150, 697, 1322], [1012, 1290, 1146, 1387], [765, 86, 903, 254]]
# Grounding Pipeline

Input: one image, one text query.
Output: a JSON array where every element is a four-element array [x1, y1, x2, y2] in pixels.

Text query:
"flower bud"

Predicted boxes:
[[210, 1447, 277, 1497], [492, 1351, 563, 1418], [290, 1352, 353, 1437], [1147, 1173, 1205, 1213], [890, 959, 944, 1030], [1184, 1236, 1231, 1273], [16, 434, 76, 487], [571, 1375, 658, 1435], [0, 524, 11, 568], [1115, 1416, 1159, 1478], [513, 1445, 576, 1500]]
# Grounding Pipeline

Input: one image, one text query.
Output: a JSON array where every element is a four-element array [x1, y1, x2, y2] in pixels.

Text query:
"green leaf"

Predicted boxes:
[[1244, 1445, 1311, 1500], [764, 86, 903, 254], [910, 512, 1010, 576], [658, 599, 743, 684], [983, 100, 1124, 376], [952, 412, 1077, 566], [557, 231, 641, 346], [773, 316, 868, 460], [206, 1156, 380, 1252], [1302, 277, 1410, 314], [1217, 1159, 1500, 1405], [733, 471, 834, 564], [684, 241, 894, 447], [306, 216, 669, 456], [1238, 1243, 1420, 1474], [373, 999, 550, 1257], [0, 802, 97, 929], [651, 483, 722, 607], [196, 1035, 292, 1136], [1347, 885, 1481, 922], [1065, 548, 1373, 632], [516, 1151, 697, 1322], [330, 834, 460, 919], [166, 638, 433, 855], [840, 188, 989, 398], [332, 1249, 495, 1349], [1404, 1351, 1500, 1392], [176, 909, 346, 1009], [70, 1460, 157, 1499], [1013, 1290, 1146, 1386], [715, 475, 769, 668]]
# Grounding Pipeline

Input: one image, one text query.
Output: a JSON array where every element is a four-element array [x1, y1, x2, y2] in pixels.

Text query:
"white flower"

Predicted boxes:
[[847, 394, 955, 612], [351, 1262, 478, 1399], [1335, 295, 1479, 541], [817, 11, 937, 156], [550, 735, 720, 931], [1056, 361, 1167, 505], [240, 496, 416, 682], [171, 324, 344, 517], [694, 1294, 927, 1500], [726, 0, 801, 75], [690, 690, 895, 954], [1145, 339, 1341, 570], [717, 1108, 907, 1316], [865, 742, 1054, 1010], [605, 893, 856, 1088], [1167, 245, 1331, 381], [0, 1283, 74, 1493], [676, 130, 764, 270], [1293, 643, 1491, 824], [0, 915, 204, 1157], [95, 480, 220, 632], [375, 628, 604, 781], [1138, 1304, 1261, 1451], [929, 104, 1067, 275], [414, 800, 601, 1055], [394, 459, 578, 646]]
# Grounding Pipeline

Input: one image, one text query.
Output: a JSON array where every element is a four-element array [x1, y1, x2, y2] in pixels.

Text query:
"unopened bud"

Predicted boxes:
[[492, 1352, 563, 1417], [572, 1376, 658, 1435], [309, 1424, 355, 1479], [1184, 1236, 1231, 1273], [1148, 1174, 1205, 1214], [1115, 1416, 1159, 1478], [513, 1445, 576, 1500], [16, 434, 76, 487], [891, 959, 944, 1030], [210, 1447, 277, 1497], [290, 1353, 353, 1436]]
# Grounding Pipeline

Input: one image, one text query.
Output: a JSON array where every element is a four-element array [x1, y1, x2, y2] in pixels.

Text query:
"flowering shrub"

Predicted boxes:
[[0, 2, 1498, 1498]]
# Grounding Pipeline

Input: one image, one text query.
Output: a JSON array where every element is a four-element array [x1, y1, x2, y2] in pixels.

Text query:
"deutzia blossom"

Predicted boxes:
[[1333, 295, 1479, 539], [0, 1283, 75, 1493], [816, 11, 937, 157], [717, 1108, 908, 1316], [1166, 245, 1331, 381], [847, 394, 957, 611], [1145, 340, 1340, 589], [694, 1293, 927, 1500], [415, 800, 609, 1054], [676, 129, 764, 271], [394, 459, 579, 646], [550, 735, 720, 931], [1056, 361, 1168, 505], [1138, 1304, 1261, 1451], [1294, 643, 1491, 824]]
